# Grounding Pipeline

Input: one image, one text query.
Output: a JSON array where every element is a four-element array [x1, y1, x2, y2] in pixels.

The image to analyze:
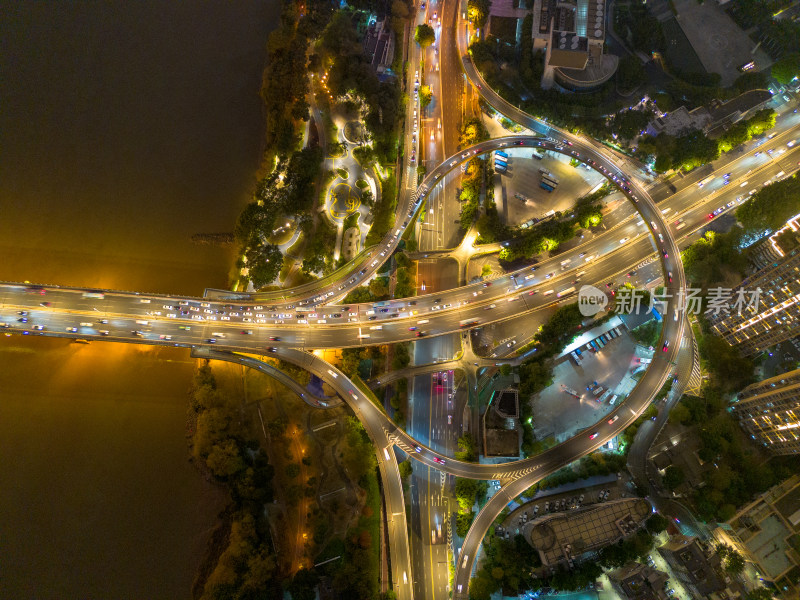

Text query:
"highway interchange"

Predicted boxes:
[[3, 1, 800, 596]]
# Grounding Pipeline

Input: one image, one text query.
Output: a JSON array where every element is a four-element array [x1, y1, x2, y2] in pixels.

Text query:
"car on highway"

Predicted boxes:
[[18, 311, 28, 316], [662, 249, 669, 258], [206, 338, 216, 343], [17, 317, 28, 323], [608, 415, 618, 424], [589, 432, 599, 440], [33, 325, 45, 330], [433, 456, 445, 464], [667, 271, 673, 282], [663, 341, 670, 352]]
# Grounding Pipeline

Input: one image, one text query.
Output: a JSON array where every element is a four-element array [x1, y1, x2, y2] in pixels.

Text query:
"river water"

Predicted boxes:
[[0, 2, 277, 597]]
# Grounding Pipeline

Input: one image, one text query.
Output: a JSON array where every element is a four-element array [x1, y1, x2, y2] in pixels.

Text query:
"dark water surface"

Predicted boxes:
[[1, 1, 274, 295], [0, 2, 277, 597]]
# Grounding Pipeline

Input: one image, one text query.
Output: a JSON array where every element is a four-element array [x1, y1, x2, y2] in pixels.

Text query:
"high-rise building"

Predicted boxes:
[[731, 368, 800, 455], [708, 248, 800, 356]]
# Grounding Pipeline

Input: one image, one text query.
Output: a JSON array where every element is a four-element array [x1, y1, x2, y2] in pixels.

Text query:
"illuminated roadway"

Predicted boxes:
[[4, 60, 799, 600], [2, 128, 688, 600]]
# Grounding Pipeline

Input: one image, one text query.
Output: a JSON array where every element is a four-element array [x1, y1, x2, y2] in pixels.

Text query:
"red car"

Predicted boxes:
[[433, 457, 446, 465], [662, 341, 670, 352], [589, 432, 599, 440]]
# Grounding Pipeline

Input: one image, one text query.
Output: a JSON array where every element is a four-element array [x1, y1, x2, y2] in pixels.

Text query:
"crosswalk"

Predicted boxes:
[[684, 329, 704, 397]]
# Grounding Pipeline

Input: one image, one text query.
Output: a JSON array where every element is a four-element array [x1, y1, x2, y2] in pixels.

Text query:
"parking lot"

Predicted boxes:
[[494, 149, 606, 228], [531, 325, 647, 442], [670, 0, 772, 86]]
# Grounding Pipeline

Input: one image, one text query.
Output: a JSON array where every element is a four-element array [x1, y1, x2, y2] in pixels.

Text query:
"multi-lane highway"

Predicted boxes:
[[5, 4, 800, 596]]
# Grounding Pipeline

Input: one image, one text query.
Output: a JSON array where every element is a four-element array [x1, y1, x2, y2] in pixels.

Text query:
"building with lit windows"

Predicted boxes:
[[708, 248, 800, 356], [731, 368, 800, 455]]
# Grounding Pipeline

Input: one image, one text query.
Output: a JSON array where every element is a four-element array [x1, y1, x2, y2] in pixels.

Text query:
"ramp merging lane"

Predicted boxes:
[[6, 42, 799, 595]]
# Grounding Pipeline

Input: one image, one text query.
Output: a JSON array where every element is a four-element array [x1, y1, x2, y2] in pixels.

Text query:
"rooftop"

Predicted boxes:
[[528, 498, 651, 566]]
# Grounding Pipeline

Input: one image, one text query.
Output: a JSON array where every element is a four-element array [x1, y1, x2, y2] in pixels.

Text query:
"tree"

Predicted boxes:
[[717, 543, 746, 575], [467, 0, 491, 27], [737, 174, 800, 233], [646, 513, 669, 534], [500, 364, 512, 376], [617, 56, 646, 92], [206, 439, 245, 478], [414, 24, 435, 48], [455, 433, 478, 462], [391, 342, 411, 369], [399, 460, 413, 478], [698, 334, 755, 393], [391, 0, 409, 19], [662, 465, 685, 490], [369, 277, 389, 298], [460, 117, 489, 147], [771, 52, 800, 84], [285, 463, 301, 478], [668, 401, 691, 425], [681, 228, 747, 290], [419, 84, 433, 108], [287, 568, 319, 600], [245, 242, 283, 289], [747, 588, 775, 600]]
